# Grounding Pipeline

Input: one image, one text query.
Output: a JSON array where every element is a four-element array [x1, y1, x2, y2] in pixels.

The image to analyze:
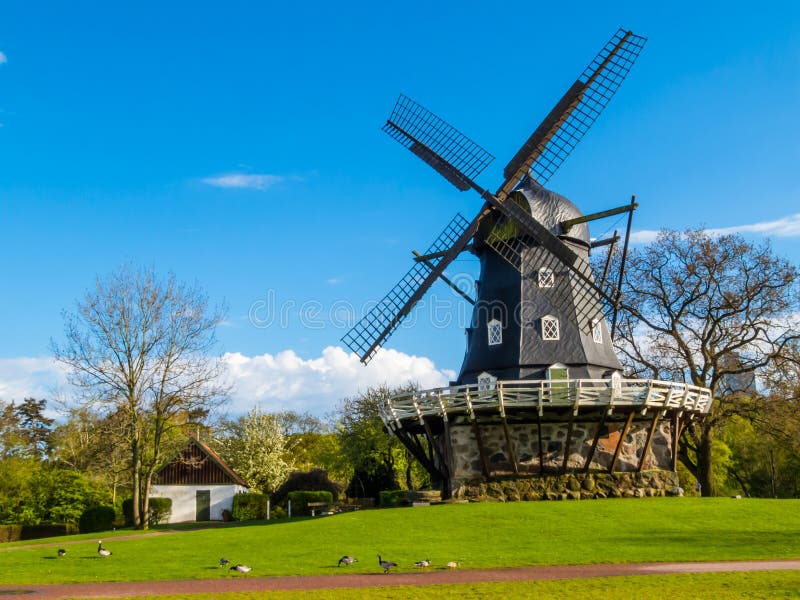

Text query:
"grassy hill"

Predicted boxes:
[[2, 498, 800, 585]]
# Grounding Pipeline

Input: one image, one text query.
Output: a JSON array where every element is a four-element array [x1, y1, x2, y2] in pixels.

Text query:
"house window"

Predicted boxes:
[[538, 268, 555, 288], [487, 318, 502, 346], [592, 319, 603, 344], [542, 315, 560, 340], [477, 371, 497, 392]]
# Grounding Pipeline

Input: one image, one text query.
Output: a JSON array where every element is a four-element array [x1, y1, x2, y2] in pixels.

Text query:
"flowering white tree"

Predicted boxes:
[[216, 408, 294, 493]]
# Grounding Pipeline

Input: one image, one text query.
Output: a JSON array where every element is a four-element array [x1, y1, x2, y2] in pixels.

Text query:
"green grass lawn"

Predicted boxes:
[[1, 498, 799, 586], [102, 572, 800, 599]]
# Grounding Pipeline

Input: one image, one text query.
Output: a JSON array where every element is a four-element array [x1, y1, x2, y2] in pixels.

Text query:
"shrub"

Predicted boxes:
[[270, 505, 287, 519], [379, 490, 408, 507], [272, 469, 342, 507], [0, 525, 22, 543], [287, 490, 333, 516], [148, 498, 172, 526], [232, 493, 269, 521], [122, 497, 173, 526], [122, 498, 134, 527], [0, 524, 78, 542], [79, 506, 116, 533]]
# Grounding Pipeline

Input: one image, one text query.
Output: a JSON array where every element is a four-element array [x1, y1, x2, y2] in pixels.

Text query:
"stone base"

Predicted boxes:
[[452, 471, 683, 502]]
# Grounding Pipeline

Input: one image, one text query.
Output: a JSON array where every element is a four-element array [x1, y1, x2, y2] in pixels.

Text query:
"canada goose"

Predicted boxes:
[[446, 561, 460, 569], [97, 541, 112, 557], [338, 555, 357, 566], [230, 564, 252, 573], [414, 559, 431, 569], [377, 555, 397, 574], [219, 557, 230, 567], [57, 549, 66, 557]]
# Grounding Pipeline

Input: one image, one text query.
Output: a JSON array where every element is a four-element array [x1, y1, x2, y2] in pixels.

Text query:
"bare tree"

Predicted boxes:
[[612, 229, 800, 495], [53, 265, 228, 528]]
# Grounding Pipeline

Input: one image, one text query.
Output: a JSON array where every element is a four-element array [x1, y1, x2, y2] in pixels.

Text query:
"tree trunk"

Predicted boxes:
[[131, 440, 142, 529], [140, 476, 152, 531], [697, 423, 714, 497]]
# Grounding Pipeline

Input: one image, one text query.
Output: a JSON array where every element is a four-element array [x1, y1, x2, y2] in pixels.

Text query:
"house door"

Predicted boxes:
[[196, 490, 211, 521]]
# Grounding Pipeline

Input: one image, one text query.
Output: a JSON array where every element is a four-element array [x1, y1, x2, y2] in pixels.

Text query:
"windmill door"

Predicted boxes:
[[196, 490, 211, 521]]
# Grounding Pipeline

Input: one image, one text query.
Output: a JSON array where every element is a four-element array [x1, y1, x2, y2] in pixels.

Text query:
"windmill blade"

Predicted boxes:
[[383, 94, 495, 191], [342, 210, 488, 364], [498, 28, 647, 198]]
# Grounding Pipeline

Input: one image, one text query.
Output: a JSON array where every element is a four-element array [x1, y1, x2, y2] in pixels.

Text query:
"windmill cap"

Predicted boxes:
[[517, 177, 590, 246]]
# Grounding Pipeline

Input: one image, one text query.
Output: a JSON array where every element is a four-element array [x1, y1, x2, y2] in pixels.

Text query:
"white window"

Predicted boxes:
[[487, 318, 502, 346], [542, 315, 560, 340], [592, 319, 603, 344], [538, 268, 555, 288], [477, 371, 497, 392]]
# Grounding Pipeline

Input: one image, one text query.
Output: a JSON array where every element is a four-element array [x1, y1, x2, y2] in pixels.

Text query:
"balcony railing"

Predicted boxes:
[[380, 378, 713, 426]]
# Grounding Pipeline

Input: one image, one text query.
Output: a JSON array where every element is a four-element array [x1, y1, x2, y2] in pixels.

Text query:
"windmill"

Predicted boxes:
[[341, 29, 713, 499], [343, 28, 644, 372]]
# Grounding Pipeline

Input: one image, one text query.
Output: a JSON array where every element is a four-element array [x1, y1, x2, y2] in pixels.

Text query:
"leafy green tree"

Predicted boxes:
[[336, 384, 428, 498], [14, 398, 53, 459]]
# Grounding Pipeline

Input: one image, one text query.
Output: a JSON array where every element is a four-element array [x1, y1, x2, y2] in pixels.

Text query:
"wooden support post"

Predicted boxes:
[[583, 409, 609, 473], [637, 411, 662, 472], [501, 418, 519, 474], [465, 388, 491, 478], [561, 392, 581, 473], [609, 411, 636, 473], [421, 417, 448, 478], [498, 386, 519, 474], [536, 409, 545, 474], [472, 417, 491, 478]]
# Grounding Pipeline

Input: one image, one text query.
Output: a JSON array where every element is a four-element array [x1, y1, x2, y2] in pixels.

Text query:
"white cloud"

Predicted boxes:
[[222, 346, 454, 415], [0, 357, 69, 404], [0, 51, 7, 65], [0, 347, 454, 417], [201, 173, 286, 190], [630, 213, 800, 245]]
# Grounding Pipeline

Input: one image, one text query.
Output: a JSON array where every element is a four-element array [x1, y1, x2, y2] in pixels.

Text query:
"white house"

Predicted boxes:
[[151, 434, 248, 523]]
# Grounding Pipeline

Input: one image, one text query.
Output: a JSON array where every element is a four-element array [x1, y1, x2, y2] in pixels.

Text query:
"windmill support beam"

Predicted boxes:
[[413, 250, 475, 305], [609, 410, 636, 473], [414, 245, 474, 263], [561, 202, 638, 233], [591, 235, 620, 249], [637, 411, 662, 472], [583, 409, 610, 472], [537, 410, 545, 474]]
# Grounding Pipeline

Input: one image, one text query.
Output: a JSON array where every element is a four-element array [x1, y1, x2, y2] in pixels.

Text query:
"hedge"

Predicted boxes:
[[379, 490, 408, 507], [122, 497, 173, 526], [232, 493, 269, 521], [287, 490, 333, 516], [79, 506, 116, 533], [272, 469, 342, 507], [0, 523, 79, 542]]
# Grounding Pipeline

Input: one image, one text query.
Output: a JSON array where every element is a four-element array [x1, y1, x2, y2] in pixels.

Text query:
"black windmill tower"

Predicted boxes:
[[343, 28, 645, 380]]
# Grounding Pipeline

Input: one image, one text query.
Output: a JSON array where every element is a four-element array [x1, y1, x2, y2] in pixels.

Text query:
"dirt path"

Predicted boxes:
[[2, 560, 799, 598]]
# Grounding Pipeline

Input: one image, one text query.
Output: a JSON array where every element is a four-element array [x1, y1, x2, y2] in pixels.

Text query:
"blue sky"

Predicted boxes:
[[1, 1, 799, 413]]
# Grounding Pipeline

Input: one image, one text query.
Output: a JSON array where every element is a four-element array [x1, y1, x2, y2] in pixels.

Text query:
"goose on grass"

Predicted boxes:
[[338, 556, 357, 567], [57, 549, 66, 557], [230, 564, 252, 574], [377, 555, 397, 574], [414, 559, 431, 569], [97, 541, 112, 557]]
